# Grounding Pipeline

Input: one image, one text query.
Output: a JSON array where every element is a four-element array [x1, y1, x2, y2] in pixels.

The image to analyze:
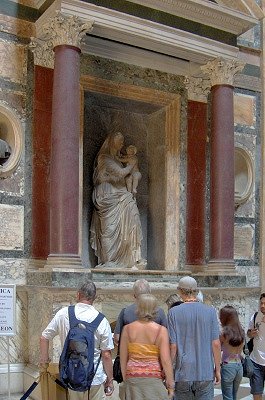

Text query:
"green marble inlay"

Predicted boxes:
[[243, 64, 260, 78], [79, 0, 236, 46], [0, 0, 39, 21]]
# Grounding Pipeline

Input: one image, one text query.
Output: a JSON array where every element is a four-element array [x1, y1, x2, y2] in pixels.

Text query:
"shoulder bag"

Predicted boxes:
[[242, 338, 254, 378], [113, 308, 125, 383]]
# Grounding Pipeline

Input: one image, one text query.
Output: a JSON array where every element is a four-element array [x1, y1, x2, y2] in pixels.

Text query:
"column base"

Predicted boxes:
[[186, 264, 206, 273], [207, 259, 236, 274], [45, 254, 83, 271], [28, 258, 46, 270]]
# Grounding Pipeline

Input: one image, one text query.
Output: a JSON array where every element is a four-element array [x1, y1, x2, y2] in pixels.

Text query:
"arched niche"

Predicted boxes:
[[235, 146, 254, 206], [0, 104, 23, 178]]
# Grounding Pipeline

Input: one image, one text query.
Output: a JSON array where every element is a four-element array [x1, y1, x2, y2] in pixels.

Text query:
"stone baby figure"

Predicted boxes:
[[119, 145, 142, 195]]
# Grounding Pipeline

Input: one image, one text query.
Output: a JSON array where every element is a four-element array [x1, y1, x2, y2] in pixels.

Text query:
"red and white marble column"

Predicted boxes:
[[38, 13, 93, 269], [201, 58, 244, 272]]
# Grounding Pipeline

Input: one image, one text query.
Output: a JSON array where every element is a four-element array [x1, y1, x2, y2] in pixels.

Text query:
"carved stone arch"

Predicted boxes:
[[0, 104, 23, 178]]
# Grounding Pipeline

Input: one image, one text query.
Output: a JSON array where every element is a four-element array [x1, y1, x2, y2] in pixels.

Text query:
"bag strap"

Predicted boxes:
[[68, 306, 104, 331], [244, 337, 250, 356], [244, 311, 258, 356], [117, 308, 126, 354], [68, 305, 80, 328]]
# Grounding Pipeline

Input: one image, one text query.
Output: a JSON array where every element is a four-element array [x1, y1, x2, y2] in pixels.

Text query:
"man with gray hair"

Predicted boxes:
[[40, 280, 114, 399], [114, 279, 167, 345], [168, 276, 221, 400]]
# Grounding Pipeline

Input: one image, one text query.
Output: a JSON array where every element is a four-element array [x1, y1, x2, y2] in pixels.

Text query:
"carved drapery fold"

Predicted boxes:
[[201, 57, 245, 87], [29, 11, 94, 68]]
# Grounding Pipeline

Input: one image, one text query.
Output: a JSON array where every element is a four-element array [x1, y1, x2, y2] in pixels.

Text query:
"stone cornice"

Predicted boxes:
[[201, 57, 245, 87], [36, 0, 240, 65], [129, 0, 260, 35]]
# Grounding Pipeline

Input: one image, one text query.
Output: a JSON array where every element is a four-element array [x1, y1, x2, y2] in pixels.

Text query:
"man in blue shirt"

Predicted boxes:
[[168, 276, 221, 400], [114, 278, 167, 345]]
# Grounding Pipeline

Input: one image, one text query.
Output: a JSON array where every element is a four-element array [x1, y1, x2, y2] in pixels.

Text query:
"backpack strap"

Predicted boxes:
[[68, 306, 105, 330], [68, 305, 80, 328], [88, 312, 105, 331], [254, 311, 258, 327]]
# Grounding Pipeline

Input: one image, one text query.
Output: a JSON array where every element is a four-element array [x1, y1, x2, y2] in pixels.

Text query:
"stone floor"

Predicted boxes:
[[1, 381, 264, 400]]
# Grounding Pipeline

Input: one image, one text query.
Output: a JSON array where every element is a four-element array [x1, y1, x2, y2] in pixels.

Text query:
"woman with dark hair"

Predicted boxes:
[[120, 294, 174, 399], [219, 305, 245, 400]]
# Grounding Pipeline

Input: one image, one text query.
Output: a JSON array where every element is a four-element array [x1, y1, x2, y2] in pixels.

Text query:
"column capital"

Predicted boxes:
[[29, 11, 94, 68], [184, 76, 211, 103], [201, 57, 245, 87], [29, 38, 55, 68]]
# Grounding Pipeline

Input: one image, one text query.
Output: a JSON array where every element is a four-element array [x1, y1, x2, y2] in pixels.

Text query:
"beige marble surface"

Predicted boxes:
[[0, 40, 27, 84], [234, 93, 256, 127]]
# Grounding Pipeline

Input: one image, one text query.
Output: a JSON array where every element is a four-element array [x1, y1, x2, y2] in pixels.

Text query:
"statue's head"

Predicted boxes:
[[98, 131, 124, 157]]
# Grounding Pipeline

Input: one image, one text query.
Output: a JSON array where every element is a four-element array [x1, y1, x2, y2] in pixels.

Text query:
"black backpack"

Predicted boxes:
[[59, 305, 104, 392]]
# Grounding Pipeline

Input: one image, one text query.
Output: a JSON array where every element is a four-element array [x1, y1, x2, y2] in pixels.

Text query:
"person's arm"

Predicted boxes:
[[119, 325, 129, 381], [101, 350, 114, 396], [114, 307, 126, 346], [158, 307, 168, 328], [158, 327, 175, 399], [167, 309, 177, 363], [39, 336, 50, 369], [212, 338, 221, 385], [247, 313, 258, 338], [170, 343, 177, 363], [105, 156, 136, 179]]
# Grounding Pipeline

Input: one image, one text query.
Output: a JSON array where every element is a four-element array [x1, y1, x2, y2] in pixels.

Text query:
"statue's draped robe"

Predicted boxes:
[[90, 154, 142, 268]]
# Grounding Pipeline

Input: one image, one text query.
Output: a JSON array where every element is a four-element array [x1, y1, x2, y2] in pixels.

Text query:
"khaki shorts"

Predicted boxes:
[[68, 384, 105, 400]]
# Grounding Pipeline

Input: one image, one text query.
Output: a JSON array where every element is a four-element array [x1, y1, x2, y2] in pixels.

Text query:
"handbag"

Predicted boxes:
[[113, 308, 125, 383], [242, 339, 254, 378], [113, 354, 123, 383]]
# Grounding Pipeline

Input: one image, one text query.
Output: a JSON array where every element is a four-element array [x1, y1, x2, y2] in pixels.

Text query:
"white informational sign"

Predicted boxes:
[[0, 284, 16, 336]]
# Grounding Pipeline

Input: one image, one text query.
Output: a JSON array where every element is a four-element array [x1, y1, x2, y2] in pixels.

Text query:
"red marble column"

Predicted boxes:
[[32, 66, 53, 261], [48, 45, 81, 266], [209, 84, 235, 267], [186, 100, 207, 269]]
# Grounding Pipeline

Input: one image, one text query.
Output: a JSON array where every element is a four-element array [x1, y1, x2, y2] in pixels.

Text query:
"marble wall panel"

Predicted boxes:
[[0, 14, 35, 38], [0, 258, 27, 284], [234, 224, 254, 260], [0, 204, 24, 250], [0, 39, 27, 84], [236, 265, 260, 287], [0, 163, 24, 196], [234, 93, 256, 127], [0, 91, 27, 118]]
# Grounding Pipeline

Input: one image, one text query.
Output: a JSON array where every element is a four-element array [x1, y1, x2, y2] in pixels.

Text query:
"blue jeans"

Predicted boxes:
[[175, 380, 214, 400], [221, 362, 243, 400]]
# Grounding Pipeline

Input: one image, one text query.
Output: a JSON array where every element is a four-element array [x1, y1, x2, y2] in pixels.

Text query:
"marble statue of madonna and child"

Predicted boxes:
[[90, 132, 145, 269]]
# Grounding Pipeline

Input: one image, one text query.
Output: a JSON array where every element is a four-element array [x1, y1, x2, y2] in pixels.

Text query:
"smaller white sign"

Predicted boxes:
[[0, 285, 16, 336]]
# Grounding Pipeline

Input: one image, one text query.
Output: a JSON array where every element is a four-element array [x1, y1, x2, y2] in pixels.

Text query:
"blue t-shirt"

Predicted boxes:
[[114, 302, 167, 334], [168, 302, 220, 382]]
